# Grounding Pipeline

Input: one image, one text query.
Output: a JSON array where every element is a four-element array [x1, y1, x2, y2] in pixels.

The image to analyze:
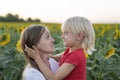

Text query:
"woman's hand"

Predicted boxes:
[[25, 45, 40, 59]]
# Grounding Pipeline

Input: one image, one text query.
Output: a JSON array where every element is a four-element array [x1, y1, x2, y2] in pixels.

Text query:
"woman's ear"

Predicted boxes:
[[77, 33, 84, 40]]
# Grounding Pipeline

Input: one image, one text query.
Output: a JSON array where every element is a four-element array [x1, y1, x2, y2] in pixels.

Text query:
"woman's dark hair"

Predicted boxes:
[[20, 24, 45, 70]]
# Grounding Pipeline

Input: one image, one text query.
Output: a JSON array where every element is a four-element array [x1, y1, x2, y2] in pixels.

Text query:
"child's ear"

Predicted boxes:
[[77, 33, 84, 40]]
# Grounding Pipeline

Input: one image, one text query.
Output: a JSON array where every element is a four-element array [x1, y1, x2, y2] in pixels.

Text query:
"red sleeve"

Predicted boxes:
[[64, 53, 80, 66]]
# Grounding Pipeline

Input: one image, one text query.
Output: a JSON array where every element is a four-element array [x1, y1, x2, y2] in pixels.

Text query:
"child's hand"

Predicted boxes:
[[25, 45, 40, 59], [49, 54, 54, 58]]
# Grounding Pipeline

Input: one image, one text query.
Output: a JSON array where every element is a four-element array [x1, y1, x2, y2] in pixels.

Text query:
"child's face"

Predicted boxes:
[[36, 28, 55, 54], [61, 31, 78, 48]]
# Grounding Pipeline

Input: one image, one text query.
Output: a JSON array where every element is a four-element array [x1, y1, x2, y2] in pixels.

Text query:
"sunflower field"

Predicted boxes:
[[0, 22, 120, 80]]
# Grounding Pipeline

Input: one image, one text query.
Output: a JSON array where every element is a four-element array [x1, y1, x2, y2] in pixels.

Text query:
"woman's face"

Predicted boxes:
[[36, 28, 55, 54]]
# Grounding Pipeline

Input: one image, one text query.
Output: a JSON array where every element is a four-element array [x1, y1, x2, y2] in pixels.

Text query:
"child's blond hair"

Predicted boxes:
[[61, 16, 95, 55]]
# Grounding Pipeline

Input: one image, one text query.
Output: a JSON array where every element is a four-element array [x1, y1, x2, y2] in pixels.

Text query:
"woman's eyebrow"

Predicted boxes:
[[45, 32, 50, 35]]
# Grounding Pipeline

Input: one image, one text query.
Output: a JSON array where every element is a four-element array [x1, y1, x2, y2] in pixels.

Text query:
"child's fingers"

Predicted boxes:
[[32, 45, 40, 54], [25, 45, 35, 58], [32, 45, 37, 51]]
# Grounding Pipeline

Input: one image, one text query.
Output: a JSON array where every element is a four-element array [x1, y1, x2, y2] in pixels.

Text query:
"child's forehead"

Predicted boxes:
[[61, 28, 69, 32]]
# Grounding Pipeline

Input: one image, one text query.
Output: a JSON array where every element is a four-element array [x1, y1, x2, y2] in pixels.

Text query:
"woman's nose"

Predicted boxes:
[[51, 37, 55, 43]]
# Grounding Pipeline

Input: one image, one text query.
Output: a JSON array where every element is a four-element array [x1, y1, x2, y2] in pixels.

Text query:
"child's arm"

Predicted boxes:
[[53, 63, 75, 80], [49, 52, 64, 62], [35, 55, 75, 80]]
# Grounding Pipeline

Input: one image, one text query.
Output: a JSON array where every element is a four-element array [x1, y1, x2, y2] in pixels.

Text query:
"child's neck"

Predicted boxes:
[[69, 45, 82, 52], [68, 40, 82, 53]]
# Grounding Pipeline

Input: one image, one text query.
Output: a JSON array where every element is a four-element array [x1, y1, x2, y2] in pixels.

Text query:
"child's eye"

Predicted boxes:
[[63, 31, 68, 34]]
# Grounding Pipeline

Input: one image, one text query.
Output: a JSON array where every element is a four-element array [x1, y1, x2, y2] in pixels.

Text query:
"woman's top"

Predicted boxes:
[[22, 58, 59, 80]]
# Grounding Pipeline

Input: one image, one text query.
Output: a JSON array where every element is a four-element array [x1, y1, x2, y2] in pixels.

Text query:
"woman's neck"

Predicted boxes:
[[40, 52, 51, 69], [41, 53, 49, 60]]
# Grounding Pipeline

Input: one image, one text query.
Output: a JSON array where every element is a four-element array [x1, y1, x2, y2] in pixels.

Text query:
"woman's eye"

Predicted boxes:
[[46, 34, 50, 39], [47, 35, 50, 38]]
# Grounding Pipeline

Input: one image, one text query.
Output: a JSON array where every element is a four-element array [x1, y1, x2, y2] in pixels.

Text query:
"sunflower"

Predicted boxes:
[[104, 48, 115, 58], [84, 51, 89, 58], [0, 33, 10, 46], [114, 29, 119, 40], [17, 27, 25, 33], [85, 53, 89, 58], [119, 30, 120, 38], [100, 28, 105, 37], [16, 40, 22, 52]]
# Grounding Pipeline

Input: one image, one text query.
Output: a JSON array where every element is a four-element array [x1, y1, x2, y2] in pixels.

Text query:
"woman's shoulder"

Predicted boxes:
[[49, 58, 59, 66], [23, 66, 39, 75], [49, 58, 59, 73], [49, 58, 58, 62], [22, 64, 46, 80]]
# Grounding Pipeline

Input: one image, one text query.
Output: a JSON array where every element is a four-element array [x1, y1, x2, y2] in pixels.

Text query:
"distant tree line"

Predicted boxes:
[[0, 13, 41, 22]]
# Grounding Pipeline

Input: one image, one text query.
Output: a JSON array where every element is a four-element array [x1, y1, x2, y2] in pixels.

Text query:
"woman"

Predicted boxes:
[[20, 24, 59, 80]]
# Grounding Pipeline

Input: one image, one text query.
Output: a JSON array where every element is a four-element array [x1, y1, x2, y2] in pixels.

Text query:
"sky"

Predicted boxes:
[[0, 0, 120, 23]]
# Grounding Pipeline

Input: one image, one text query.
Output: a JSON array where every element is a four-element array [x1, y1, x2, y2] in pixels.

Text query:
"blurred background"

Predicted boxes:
[[0, 0, 120, 23], [0, 0, 120, 80]]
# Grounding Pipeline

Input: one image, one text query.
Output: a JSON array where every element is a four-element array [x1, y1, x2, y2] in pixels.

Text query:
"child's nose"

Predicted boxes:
[[61, 34, 64, 39]]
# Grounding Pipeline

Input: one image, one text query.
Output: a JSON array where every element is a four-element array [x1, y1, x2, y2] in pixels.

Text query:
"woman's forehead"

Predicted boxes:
[[45, 27, 50, 33], [42, 28, 50, 36]]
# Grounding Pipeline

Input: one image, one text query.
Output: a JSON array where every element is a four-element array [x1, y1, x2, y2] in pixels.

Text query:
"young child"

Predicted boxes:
[[25, 16, 96, 80]]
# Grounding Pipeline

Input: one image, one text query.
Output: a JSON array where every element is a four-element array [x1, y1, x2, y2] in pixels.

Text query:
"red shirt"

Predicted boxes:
[[59, 48, 86, 80]]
